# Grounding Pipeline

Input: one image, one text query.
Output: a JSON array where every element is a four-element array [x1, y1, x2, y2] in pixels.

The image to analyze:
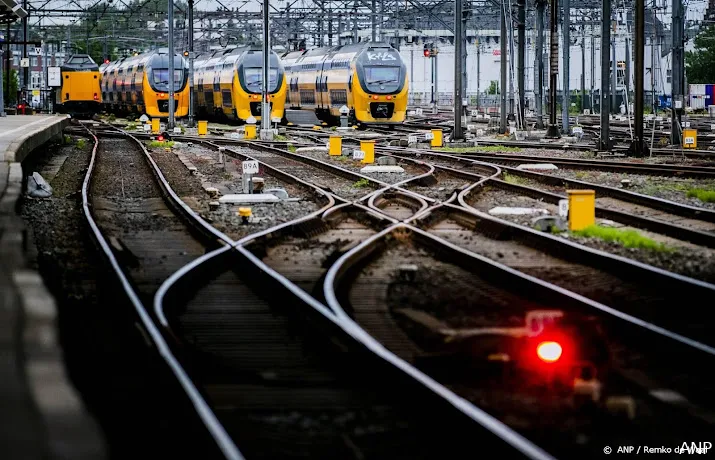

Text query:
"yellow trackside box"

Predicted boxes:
[[360, 140, 375, 164], [198, 120, 208, 136], [683, 129, 697, 149], [431, 129, 443, 148], [151, 118, 160, 133], [245, 124, 257, 139], [329, 136, 342, 156], [567, 189, 596, 231]]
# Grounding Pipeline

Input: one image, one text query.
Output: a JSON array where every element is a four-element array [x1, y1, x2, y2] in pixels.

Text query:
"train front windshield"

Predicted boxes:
[[244, 67, 279, 93], [151, 69, 185, 92], [363, 66, 401, 93]]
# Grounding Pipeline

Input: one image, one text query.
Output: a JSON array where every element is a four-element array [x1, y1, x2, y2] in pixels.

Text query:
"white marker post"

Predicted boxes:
[[242, 160, 260, 193]]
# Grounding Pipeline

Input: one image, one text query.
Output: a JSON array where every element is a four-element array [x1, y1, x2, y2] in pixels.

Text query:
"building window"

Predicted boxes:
[[32, 57, 38, 66], [666, 69, 672, 84], [13, 56, 19, 67]]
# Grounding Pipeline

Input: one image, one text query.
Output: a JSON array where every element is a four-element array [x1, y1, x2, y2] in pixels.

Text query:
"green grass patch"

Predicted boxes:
[[687, 188, 715, 203], [273, 134, 288, 141], [572, 225, 669, 251], [353, 178, 370, 188], [287, 144, 297, 153], [75, 138, 87, 150], [126, 122, 138, 131], [63, 134, 72, 145], [502, 171, 526, 185], [148, 140, 175, 148]]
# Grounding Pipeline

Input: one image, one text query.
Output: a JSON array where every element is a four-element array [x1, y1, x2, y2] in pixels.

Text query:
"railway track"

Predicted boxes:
[[379, 146, 715, 249], [73, 121, 715, 458], [322, 221, 715, 459], [80, 126, 242, 458], [79, 125, 566, 458]]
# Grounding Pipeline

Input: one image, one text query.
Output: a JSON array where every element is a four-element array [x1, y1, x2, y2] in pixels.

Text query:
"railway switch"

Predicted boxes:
[[329, 136, 342, 156], [238, 207, 252, 224], [566, 190, 595, 231], [683, 129, 697, 149], [198, 120, 208, 136], [430, 129, 443, 148], [360, 140, 375, 164], [245, 117, 257, 139]]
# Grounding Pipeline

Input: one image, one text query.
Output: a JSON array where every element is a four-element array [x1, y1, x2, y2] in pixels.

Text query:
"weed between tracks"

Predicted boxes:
[[571, 225, 670, 251], [353, 178, 370, 188], [502, 172, 527, 185], [148, 140, 175, 149], [687, 188, 715, 203]]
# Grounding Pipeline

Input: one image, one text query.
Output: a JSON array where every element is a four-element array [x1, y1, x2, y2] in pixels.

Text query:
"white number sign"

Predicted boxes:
[[558, 199, 569, 218], [47, 67, 61, 87], [684, 137, 695, 145], [352, 150, 365, 160], [408, 135, 418, 144], [572, 126, 583, 135], [424, 132, 434, 140], [415, 108, 423, 116], [242, 160, 260, 175], [20, 58, 29, 68]]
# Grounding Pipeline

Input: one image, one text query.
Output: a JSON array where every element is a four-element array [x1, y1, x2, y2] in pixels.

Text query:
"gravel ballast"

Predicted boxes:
[[150, 142, 322, 240], [468, 186, 715, 284]]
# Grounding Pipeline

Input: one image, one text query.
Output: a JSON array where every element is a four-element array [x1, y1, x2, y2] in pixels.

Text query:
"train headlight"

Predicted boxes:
[[372, 95, 379, 100], [386, 95, 393, 100]]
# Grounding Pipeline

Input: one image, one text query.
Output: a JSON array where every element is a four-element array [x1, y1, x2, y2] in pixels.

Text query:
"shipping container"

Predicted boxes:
[[689, 83, 715, 110]]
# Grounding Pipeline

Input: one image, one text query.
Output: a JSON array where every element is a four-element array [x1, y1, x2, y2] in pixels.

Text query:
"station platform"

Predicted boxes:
[[0, 114, 105, 459]]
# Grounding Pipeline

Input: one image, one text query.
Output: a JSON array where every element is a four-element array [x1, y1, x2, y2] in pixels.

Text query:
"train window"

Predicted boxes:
[[364, 66, 399, 84], [222, 90, 232, 106], [243, 67, 279, 92], [330, 90, 347, 106]]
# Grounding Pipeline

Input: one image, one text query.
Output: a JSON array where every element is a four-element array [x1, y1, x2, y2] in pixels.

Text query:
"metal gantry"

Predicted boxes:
[[10, 0, 700, 152]]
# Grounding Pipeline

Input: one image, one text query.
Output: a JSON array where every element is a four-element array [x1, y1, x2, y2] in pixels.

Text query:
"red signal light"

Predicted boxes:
[[104, 59, 110, 64], [157, 135, 164, 141], [423, 48, 430, 57], [17, 104, 23, 109], [536, 341, 563, 363]]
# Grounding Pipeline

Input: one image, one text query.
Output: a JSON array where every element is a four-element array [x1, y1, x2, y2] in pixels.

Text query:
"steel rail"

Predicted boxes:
[[452, 151, 715, 178], [80, 125, 244, 460], [379, 146, 715, 248]]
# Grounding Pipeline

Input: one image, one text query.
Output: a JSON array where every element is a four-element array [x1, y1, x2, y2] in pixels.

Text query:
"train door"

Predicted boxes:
[[316, 59, 328, 112]]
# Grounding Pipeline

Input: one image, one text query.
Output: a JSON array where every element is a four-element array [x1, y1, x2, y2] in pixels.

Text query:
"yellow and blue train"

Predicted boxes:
[[281, 42, 408, 126], [100, 49, 190, 118], [54, 54, 102, 118], [192, 45, 287, 123]]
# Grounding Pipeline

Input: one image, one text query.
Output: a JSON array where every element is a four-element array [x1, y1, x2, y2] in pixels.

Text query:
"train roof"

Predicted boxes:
[[194, 45, 281, 64], [61, 54, 99, 71], [100, 48, 187, 73]]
